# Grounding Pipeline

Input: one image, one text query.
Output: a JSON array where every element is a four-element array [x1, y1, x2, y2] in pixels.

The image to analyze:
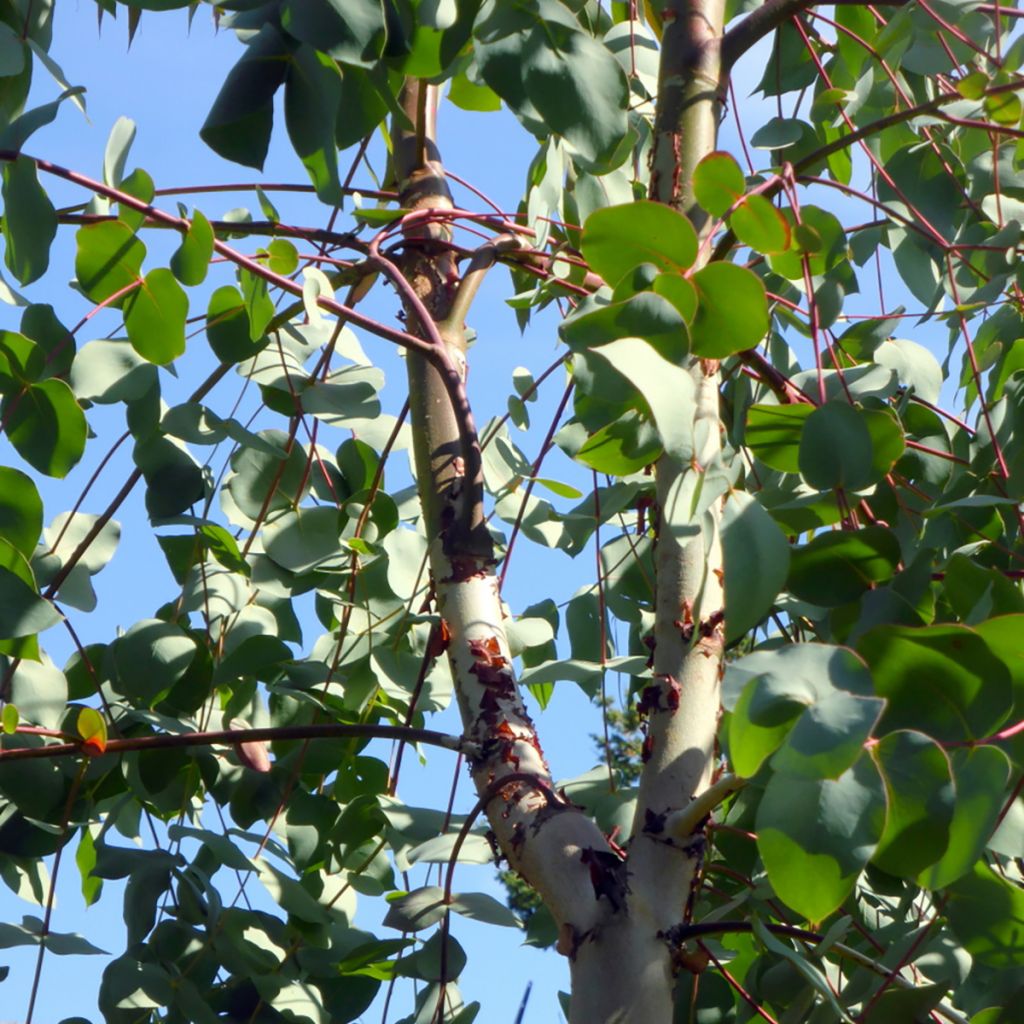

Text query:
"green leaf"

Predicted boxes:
[[690, 262, 769, 358], [746, 404, 813, 472], [768, 206, 847, 281], [0, 467, 42, 557], [133, 436, 206, 519], [573, 412, 661, 476], [124, 268, 188, 364], [581, 201, 698, 286], [111, 618, 197, 706], [858, 624, 1013, 743], [2, 379, 87, 478], [562, 291, 690, 364], [206, 284, 260, 364], [946, 862, 1024, 968], [71, 338, 157, 404], [21, 304, 74, 380], [771, 691, 885, 780], [0, 917, 106, 955], [0, 558, 60, 640], [0, 87, 86, 151], [870, 730, 954, 878], [263, 506, 344, 574], [729, 676, 798, 778], [1, 702, 17, 734], [284, 45, 343, 204], [757, 758, 885, 922], [721, 490, 790, 642], [200, 24, 291, 169], [170, 209, 214, 287], [788, 526, 901, 607], [74, 221, 145, 306], [2, 155, 57, 285], [693, 150, 745, 217], [521, 21, 628, 171], [115, 167, 154, 234], [918, 745, 1011, 889], [383, 886, 448, 932], [590, 337, 695, 460], [730, 194, 791, 254], [280, 0, 386, 66], [448, 891, 523, 929], [799, 401, 874, 491]]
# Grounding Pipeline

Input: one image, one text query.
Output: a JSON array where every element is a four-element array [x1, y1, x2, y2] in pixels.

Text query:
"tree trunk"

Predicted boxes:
[[394, 0, 728, 1008]]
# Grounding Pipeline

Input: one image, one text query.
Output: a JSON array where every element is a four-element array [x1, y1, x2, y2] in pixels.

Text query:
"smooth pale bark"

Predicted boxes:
[[394, 0, 730, 1006]]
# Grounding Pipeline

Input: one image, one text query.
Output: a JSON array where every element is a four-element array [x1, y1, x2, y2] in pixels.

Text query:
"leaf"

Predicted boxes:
[[383, 886, 448, 932], [263, 506, 344, 574], [858, 624, 1013, 743], [746, 404, 813, 472], [76, 706, 108, 754], [521, 20, 628, 171], [74, 220, 145, 306], [206, 284, 260, 364], [200, 23, 291, 169], [0, 87, 86, 150], [590, 337, 695, 460], [582, 201, 698, 286], [448, 891, 523, 928], [788, 526, 901, 607], [1, 702, 17, 734], [280, 0, 386, 66], [103, 115, 137, 188], [71, 338, 157, 404], [2, 379, 87, 478], [2, 155, 57, 285], [918, 745, 1010, 889], [0, 561, 61, 639], [169, 209, 214, 286], [730, 194, 791, 254], [870, 730, 954, 878], [124, 268, 188, 364], [0, 917, 106, 955], [111, 618, 196, 706], [724, 642, 874, 714], [405, 834, 494, 866], [693, 150, 745, 217], [690, 262, 769, 357], [0, 466, 42, 557], [799, 401, 874, 491], [771, 691, 885, 780], [946, 863, 1024, 968], [757, 757, 885, 922], [721, 491, 790, 643], [284, 45, 343, 204]]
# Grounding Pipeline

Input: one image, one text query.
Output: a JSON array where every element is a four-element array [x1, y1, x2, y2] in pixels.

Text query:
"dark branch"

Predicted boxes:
[[0, 723, 472, 762]]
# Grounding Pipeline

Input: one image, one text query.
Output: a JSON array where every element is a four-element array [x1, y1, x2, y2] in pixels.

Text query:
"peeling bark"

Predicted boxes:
[[395, 0, 729, 1005], [392, 80, 615, 999]]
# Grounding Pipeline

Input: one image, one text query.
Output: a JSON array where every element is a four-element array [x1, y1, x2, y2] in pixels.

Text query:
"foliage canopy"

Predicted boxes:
[[0, 0, 1023, 1021]]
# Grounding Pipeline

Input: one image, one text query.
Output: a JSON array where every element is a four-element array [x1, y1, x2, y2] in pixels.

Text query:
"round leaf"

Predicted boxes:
[[690, 262, 769, 357], [870, 730, 954, 878], [2, 379, 87, 478], [757, 757, 885, 922], [581, 201, 698, 287], [124, 268, 188, 365], [799, 401, 874, 491], [693, 150, 745, 217]]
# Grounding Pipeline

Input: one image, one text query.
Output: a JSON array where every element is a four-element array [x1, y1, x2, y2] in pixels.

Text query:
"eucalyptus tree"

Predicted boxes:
[[0, 0, 1023, 1021]]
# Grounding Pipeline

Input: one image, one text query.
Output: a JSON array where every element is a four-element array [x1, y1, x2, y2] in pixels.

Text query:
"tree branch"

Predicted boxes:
[[0, 722, 473, 762]]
